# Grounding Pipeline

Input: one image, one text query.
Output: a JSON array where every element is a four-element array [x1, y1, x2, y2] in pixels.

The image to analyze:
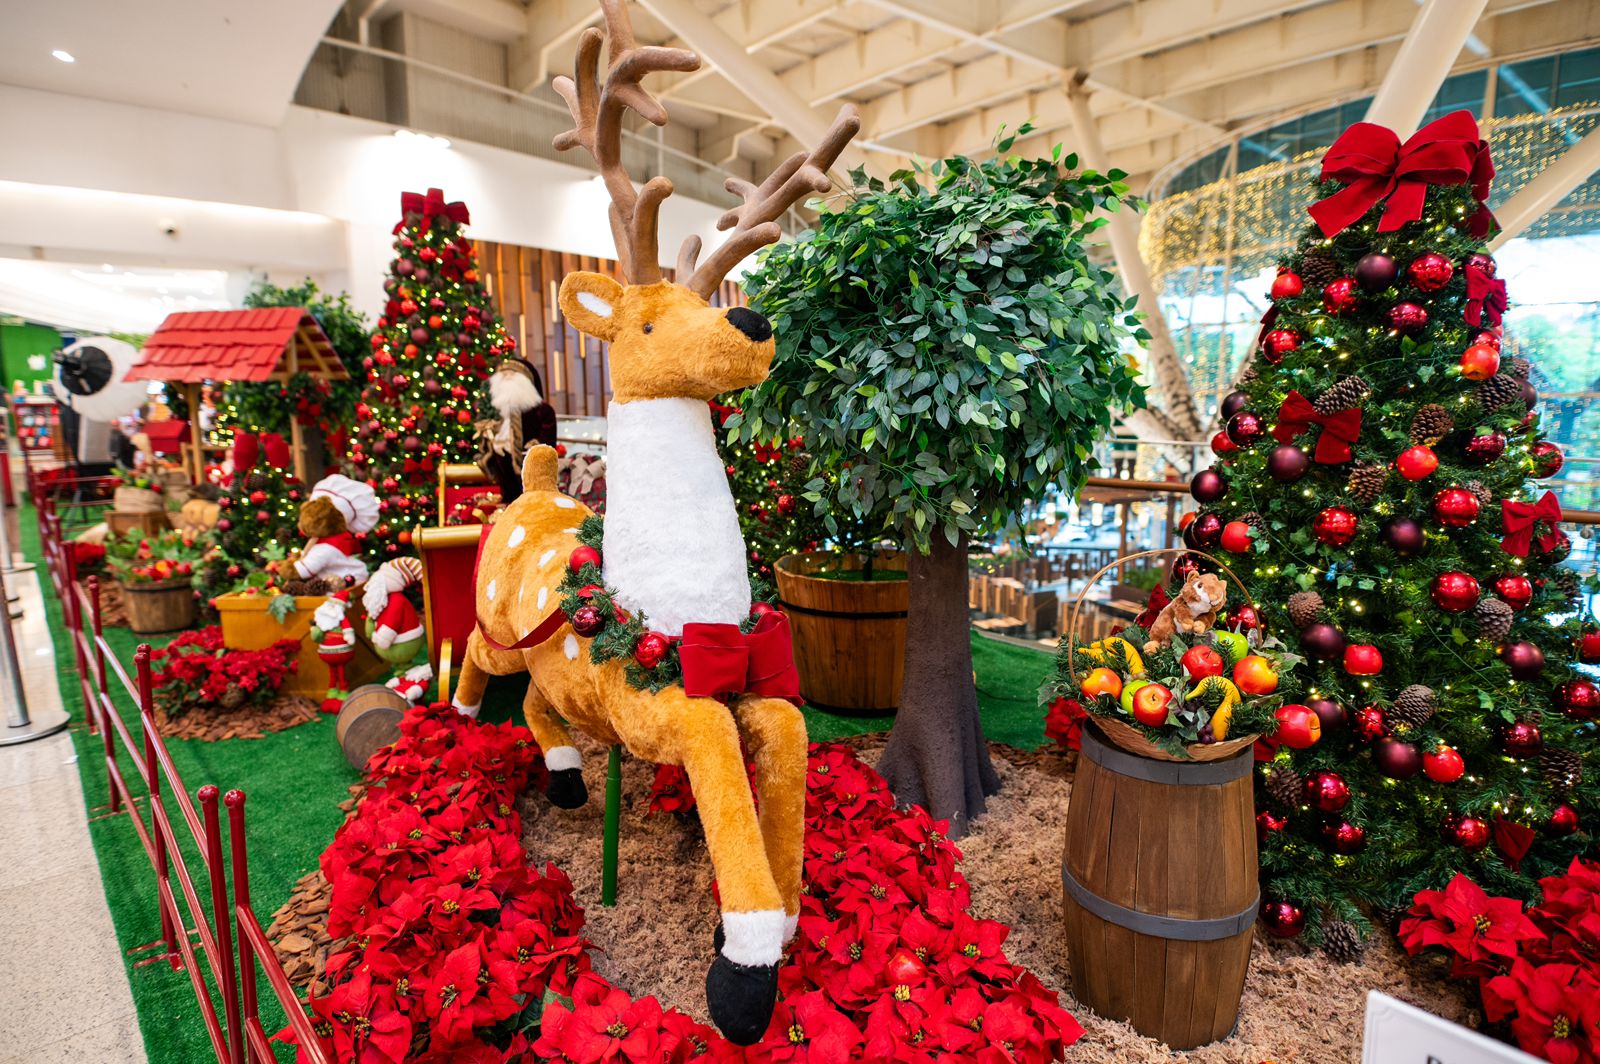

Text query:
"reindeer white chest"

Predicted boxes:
[[602, 398, 751, 635]]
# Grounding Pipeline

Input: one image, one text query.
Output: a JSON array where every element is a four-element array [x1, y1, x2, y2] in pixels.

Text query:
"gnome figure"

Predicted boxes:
[[386, 662, 435, 704], [362, 557, 427, 667], [310, 590, 358, 713], [477, 358, 557, 504]]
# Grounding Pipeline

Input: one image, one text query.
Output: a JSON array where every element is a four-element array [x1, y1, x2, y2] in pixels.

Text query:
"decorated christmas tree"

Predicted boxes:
[[347, 188, 515, 557], [1192, 111, 1598, 951], [196, 432, 306, 604], [711, 401, 827, 581]]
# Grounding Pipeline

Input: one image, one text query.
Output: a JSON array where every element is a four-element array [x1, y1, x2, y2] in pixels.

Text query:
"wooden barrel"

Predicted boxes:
[[121, 579, 197, 634], [336, 685, 408, 770], [1062, 723, 1258, 1049], [773, 551, 908, 714]]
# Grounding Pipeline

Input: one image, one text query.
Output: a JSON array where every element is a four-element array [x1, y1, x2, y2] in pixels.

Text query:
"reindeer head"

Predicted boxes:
[[551, 0, 858, 403]]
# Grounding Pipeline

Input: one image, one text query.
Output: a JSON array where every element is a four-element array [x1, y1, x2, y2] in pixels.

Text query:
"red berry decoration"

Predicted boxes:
[[1355, 252, 1398, 292], [1498, 720, 1543, 759], [1463, 433, 1506, 464], [1321, 819, 1368, 855], [1406, 252, 1454, 292], [1260, 899, 1306, 938], [1226, 604, 1261, 632], [1458, 343, 1500, 381], [633, 631, 671, 669], [1313, 506, 1358, 547], [1395, 445, 1438, 481], [570, 604, 605, 638], [1432, 487, 1480, 527], [1190, 469, 1227, 503], [1260, 328, 1301, 364], [569, 545, 602, 572], [1555, 680, 1600, 721], [1388, 301, 1429, 335], [1220, 521, 1253, 554], [1579, 627, 1600, 664], [1322, 277, 1360, 316], [1423, 745, 1465, 783], [1430, 571, 1479, 613], [1501, 641, 1545, 680], [1548, 805, 1580, 836], [1344, 644, 1383, 676], [1226, 410, 1266, 446], [1445, 815, 1491, 853], [1211, 430, 1238, 457], [1530, 441, 1564, 478], [1374, 738, 1422, 780], [1256, 810, 1288, 844], [1492, 574, 1533, 611], [1303, 769, 1351, 813], [1270, 269, 1304, 300]]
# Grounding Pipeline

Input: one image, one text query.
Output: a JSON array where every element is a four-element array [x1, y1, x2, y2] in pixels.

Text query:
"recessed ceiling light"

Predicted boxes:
[[51, 49, 75, 63], [393, 128, 450, 149]]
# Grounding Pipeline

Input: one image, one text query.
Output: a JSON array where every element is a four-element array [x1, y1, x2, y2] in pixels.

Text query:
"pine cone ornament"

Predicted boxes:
[[1409, 404, 1454, 445], [1299, 250, 1341, 289], [1391, 685, 1437, 727], [1552, 568, 1581, 609], [1287, 591, 1324, 629], [1238, 363, 1260, 385], [1477, 597, 1514, 642], [1314, 375, 1372, 415], [1265, 766, 1303, 809], [1477, 374, 1523, 411], [1506, 356, 1532, 380], [1237, 511, 1266, 531], [246, 472, 270, 491], [1347, 462, 1388, 504], [1541, 750, 1583, 796], [1321, 920, 1364, 963], [1468, 480, 1495, 510]]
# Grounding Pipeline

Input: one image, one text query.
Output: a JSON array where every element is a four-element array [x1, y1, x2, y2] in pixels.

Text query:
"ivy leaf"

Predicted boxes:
[[267, 594, 297, 624]]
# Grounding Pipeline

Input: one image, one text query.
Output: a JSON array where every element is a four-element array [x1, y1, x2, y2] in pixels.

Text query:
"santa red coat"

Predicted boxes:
[[371, 592, 424, 649]]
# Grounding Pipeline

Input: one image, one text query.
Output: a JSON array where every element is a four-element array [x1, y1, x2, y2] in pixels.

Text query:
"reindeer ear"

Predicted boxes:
[[559, 272, 622, 341]]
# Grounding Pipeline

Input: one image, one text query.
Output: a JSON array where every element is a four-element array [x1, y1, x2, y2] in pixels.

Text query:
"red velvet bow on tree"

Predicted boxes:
[[679, 611, 801, 701], [395, 188, 471, 233], [231, 431, 290, 472], [1465, 270, 1508, 328], [1308, 110, 1497, 239], [1272, 391, 1362, 463], [1500, 491, 1563, 557]]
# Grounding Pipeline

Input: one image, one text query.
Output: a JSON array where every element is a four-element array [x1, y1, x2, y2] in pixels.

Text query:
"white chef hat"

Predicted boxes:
[[309, 474, 381, 535]]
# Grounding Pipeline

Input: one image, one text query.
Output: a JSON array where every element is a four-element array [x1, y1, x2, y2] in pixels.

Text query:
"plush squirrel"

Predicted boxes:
[[1143, 570, 1229, 652], [287, 475, 379, 586], [477, 358, 557, 504], [362, 557, 426, 667], [310, 590, 358, 713]]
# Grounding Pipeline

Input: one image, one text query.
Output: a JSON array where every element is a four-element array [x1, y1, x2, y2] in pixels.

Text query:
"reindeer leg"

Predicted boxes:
[[452, 633, 490, 719], [731, 695, 807, 943], [520, 677, 586, 809]]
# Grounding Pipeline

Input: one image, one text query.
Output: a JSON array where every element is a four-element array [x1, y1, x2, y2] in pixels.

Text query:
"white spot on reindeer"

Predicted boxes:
[[486, 579, 497, 601], [555, 497, 576, 509], [507, 526, 526, 548], [562, 527, 579, 535], [537, 587, 548, 609], [563, 633, 579, 660], [539, 549, 557, 568]]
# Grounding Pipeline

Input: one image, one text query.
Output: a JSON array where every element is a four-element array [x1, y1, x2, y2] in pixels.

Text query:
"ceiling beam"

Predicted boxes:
[[1366, 0, 1490, 136], [508, 0, 601, 93], [648, 0, 849, 101]]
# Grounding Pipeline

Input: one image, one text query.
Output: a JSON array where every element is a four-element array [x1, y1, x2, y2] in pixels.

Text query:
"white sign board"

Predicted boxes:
[[1364, 991, 1544, 1064]]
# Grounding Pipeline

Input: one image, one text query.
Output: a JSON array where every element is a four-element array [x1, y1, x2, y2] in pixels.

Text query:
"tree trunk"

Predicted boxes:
[[875, 533, 999, 838]]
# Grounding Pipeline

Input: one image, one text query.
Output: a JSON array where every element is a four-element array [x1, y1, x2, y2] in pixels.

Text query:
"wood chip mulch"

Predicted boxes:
[[265, 784, 365, 995], [79, 577, 131, 627], [152, 694, 323, 742]]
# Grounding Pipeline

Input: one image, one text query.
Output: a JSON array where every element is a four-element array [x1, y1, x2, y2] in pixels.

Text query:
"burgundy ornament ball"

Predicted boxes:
[[1520, 379, 1539, 409], [1303, 770, 1351, 813], [1492, 574, 1534, 611], [1322, 819, 1368, 855], [1432, 488, 1480, 527], [1531, 441, 1564, 478], [1351, 704, 1387, 743], [1465, 252, 1497, 278], [1355, 252, 1398, 292], [395, 258, 415, 276], [1501, 641, 1545, 680], [1267, 444, 1310, 483], [1270, 269, 1304, 300], [1374, 738, 1423, 780], [1261, 328, 1301, 364], [1556, 679, 1600, 721], [1430, 571, 1480, 613], [1543, 530, 1573, 563], [1190, 513, 1225, 548], [1220, 391, 1251, 421], [1300, 623, 1347, 661], [1260, 899, 1306, 938], [1190, 469, 1227, 504], [1307, 698, 1347, 734], [1170, 555, 1203, 583], [1445, 815, 1491, 853], [1226, 410, 1266, 446], [1322, 277, 1360, 316], [1380, 517, 1426, 558], [411, 326, 431, 344], [570, 604, 605, 638], [1388, 301, 1429, 336], [1464, 433, 1506, 464], [1313, 506, 1358, 546], [1406, 252, 1454, 292], [1499, 720, 1543, 759], [1548, 804, 1581, 836]]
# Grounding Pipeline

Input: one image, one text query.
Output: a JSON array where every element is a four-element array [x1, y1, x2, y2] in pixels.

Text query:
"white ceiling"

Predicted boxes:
[[0, 0, 347, 126]]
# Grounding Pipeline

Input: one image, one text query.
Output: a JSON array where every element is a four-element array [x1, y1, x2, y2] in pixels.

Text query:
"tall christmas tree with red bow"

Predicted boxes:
[[1191, 111, 1597, 953], [347, 189, 515, 556]]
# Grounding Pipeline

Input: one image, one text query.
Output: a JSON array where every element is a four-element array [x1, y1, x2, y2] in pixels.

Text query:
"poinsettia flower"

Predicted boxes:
[[1400, 872, 1545, 977], [1483, 960, 1600, 1064], [1044, 696, 1087, 751], [751, 990, 863, 1064], [316, 968, 412, 1064], [532, 971, 668, 1062]]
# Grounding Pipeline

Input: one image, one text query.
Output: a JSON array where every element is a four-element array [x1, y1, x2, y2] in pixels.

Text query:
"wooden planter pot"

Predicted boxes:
[[121, 578, 198, 634], [773, 550, 907, 714], [214, 593, 387, 699], [1062, 723, 1257, 1049]]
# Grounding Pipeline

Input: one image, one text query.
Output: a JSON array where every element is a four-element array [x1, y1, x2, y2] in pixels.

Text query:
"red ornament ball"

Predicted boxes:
[[1501, 641, 1545, 680], [1548, 804, 1580, 836], [1260, 899, 1306, 938], [1321, 819, 1368, 855], [1303, 769, 1351, 813], [1388, 301, 1429, 336], [1267, 444, 1310, 483], [1260, 328, 1301, 364], [1445, 815, 1491, 853], [1374, 738, 1422, 780], [1220, 521, 1253, 554], [568, 545, 602, 572], [1432, 488, 1480, 527], [1395, 445, 1438, 481], [1423, 745, 1465, 783], [1578, 627, 1600, 664], [1270, 269, 1304, 300], [1459, 343, 1501, 381], [1406, 252, 1454, 292], [634, 631, 671, 669], [1226, 604, 1261, 632], [1492, 574, 1534, 611], [1430, 571, 1480, 613], [1313, 507, 1358, 547], [1189, 513, 1224, 549], [1555, 680, 1600, 721], [749, 601, 779, 618], [570, 604, 605, 638], [1464, 432, 1506, 464], [1344, 644, 1384, 676], [1322, 278, 1360, 316], [1300, 623, 1346, 661], [1256, 810, 1288, 844], [1498, 720, 1543, 759], [1190, 469, 1227, 503], [1226, 410, 1266, 446], [1530, 441, 1564, 478], [776, 494, 797, 516], [1465, 252, 1497, 278], [1210, 430, 1238, 457]]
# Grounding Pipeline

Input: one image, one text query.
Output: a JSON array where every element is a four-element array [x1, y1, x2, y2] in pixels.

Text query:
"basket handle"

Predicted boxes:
[[1066, 548, 1257, 687]]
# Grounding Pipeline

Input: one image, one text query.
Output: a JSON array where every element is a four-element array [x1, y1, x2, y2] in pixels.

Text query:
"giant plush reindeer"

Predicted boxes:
[[451, 0, 859, 1043]]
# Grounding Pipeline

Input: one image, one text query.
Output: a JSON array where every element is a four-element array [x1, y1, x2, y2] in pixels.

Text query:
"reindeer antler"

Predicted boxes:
[[680, 104, 861, 300], [552, 0, 699, 283]]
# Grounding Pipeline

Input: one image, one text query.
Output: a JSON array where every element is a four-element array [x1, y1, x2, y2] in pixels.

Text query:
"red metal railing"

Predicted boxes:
[[27, 472, 330, 1064]]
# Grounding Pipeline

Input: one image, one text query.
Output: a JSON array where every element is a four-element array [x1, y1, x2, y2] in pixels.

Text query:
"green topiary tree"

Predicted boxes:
[[734, 131, 1147, 832]]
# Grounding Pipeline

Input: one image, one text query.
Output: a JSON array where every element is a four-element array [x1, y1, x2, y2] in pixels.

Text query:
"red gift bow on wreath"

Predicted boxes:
[[395, 188, 470, 233], [1272, 390, 1362, 463], [1465, 270, 1508, 328], [1308, 110, 1497, 239], [1500, 491, 1563, 557], [679, 611, 801, 701]]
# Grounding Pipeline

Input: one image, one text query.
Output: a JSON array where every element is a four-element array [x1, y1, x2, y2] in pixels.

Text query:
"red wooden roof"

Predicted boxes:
[[126, 307, 348, 384]]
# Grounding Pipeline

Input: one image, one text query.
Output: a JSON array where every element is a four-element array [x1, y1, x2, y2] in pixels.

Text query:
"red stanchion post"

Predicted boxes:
[[88, 575, 107, 735], [225, 790, 260, 1064], [137, 644, 178, 965], [201, 786, 244, 1064]]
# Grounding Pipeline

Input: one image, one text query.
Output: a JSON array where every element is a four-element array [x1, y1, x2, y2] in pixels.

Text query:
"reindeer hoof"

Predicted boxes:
[[706, 954, 778, 1045], [546, 768, 588, 809]]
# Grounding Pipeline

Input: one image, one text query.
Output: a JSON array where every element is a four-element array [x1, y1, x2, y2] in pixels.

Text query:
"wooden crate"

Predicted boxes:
[[214, 593, 387, 698]]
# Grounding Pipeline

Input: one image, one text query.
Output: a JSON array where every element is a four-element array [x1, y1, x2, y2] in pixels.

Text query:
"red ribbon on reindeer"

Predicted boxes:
[[1308, 110, 1496, 239], [1465, 269, 1508, 328], [1501, 491, 1563, 557], [1272, 391, 1362, 463], [395, 188, 471, 233], [679, 612, 801, 701]]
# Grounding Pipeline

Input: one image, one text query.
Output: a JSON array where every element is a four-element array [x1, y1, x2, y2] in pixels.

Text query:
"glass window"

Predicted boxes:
[[1498, 56, 1557, 116], [1555, 48, 1600, 107]]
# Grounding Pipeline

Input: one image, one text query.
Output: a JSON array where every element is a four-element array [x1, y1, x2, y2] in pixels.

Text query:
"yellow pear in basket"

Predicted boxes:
[[1084, 637, 1145, 677]]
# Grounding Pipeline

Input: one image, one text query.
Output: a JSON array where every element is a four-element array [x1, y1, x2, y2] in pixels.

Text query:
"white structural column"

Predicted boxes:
[[1364, 0, 1491, 136], [1490, 124, 1600, 249], [635, 0, 872, 174], [1066, 85, 1202, 438]]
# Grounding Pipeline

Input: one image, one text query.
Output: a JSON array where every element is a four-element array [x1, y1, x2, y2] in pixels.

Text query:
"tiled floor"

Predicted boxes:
[[0, 532, 146, 1063]]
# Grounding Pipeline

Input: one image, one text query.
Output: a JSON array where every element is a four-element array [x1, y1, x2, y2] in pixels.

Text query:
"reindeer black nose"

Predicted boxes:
[[726, 307, 772, 342]]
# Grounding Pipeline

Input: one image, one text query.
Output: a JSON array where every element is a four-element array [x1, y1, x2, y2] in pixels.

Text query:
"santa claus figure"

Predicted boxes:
[[310, 590, 358, 713], [386, 663, 435, 704], [476, 358, 557, 504], [362, 557, 427, 668], [291, 474, 380, 586]]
